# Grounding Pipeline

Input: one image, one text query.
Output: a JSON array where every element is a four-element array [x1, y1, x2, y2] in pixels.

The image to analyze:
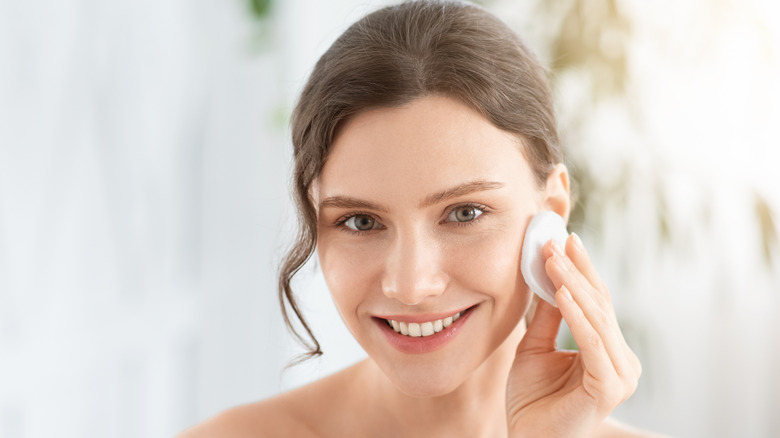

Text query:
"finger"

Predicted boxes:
[[546, 252, 631, 376], [518, 298, 562, 353], [544, 241, 603, 311], [554, 285, 615, 380], [565, 233, 608, 295], [543, 237, 606, 296], [558, 285, 642, 406], [549, 237, 642, 384]]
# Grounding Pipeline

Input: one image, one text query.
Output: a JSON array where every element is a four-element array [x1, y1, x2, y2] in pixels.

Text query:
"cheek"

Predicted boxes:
[[444, 228, 527, 304], [443, 229, 532, 345], [317, 238, 380, 321]]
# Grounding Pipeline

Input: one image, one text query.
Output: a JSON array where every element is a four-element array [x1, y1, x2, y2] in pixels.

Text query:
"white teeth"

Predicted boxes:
[[385, 310, 467, 338]]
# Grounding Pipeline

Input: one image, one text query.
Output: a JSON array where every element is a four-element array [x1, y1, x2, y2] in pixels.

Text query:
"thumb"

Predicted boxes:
[[517, 298, 562, 354]]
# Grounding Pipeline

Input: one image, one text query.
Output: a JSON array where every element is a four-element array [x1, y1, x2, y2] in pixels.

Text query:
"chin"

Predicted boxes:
[[374, 351, 479, 398]]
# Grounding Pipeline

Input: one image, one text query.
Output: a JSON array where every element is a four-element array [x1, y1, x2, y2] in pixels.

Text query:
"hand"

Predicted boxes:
[[506, 233, 641, 437]]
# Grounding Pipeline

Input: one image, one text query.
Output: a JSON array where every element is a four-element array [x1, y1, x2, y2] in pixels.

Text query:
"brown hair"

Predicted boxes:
[[280, 0, 563, 362]]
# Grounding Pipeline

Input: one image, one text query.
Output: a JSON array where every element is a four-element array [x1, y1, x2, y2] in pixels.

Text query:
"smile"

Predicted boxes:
[[385, 311, 462, 337], [374, 305, 476, 354]]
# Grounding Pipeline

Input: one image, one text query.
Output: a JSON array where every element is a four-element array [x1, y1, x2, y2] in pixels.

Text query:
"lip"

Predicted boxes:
[[374, 305, 474, 324], [373, 305, 477, 354]]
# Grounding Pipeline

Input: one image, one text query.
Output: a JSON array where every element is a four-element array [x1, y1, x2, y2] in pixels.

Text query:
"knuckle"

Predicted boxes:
[[587, 332, 603, 349], [600, 383, 623, 406], [623, 372, 639, 391], [632, 354, 643, 377], [597, 311, 610, 328], [620, 376, 639, 403], [623, 348, 642, 375]]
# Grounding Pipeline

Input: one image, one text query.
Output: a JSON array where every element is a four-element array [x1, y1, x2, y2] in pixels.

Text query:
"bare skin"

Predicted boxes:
[[179, 359, 657, 438], [178, 96, 662, 438]]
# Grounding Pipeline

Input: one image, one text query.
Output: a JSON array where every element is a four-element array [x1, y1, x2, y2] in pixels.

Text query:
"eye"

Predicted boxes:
[[446, 205, 484, 223], [343, 214, 381, 231]]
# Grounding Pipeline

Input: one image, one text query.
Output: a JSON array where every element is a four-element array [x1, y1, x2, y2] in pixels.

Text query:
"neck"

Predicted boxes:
[[359, 318, 527, 438]]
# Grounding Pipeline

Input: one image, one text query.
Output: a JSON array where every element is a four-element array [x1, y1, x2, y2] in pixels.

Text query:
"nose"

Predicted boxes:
[[381, 228, 448, 305]]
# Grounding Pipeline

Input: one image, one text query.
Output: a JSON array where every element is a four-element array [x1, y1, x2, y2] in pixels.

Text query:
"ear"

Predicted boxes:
[[543, 163, 571, 222]]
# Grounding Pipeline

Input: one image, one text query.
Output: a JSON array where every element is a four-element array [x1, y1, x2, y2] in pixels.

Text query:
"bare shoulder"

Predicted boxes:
[[174, 396, 312, 438], [175, 360, 369, 438], [595, 417, 673, 438]]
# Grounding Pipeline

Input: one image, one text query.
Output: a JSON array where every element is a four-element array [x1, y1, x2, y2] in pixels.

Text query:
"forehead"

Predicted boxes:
[[318, 96, 534, 202]]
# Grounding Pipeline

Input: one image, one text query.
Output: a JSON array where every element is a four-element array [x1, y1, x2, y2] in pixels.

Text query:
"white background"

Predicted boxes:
[[1, 0, 778, 437]]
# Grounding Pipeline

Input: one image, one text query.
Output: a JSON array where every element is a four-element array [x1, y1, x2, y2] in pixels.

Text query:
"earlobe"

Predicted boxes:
[[543, 163, 571, 222]]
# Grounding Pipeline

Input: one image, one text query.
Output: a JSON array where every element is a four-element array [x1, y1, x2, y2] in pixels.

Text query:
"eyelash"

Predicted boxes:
[[334, 211, 382, 236], [333, 203, 489, 235], [447, 203, 489, 228]]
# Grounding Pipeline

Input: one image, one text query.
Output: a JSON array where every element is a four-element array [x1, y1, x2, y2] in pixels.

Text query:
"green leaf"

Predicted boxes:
[[249, 0, 273, 21]]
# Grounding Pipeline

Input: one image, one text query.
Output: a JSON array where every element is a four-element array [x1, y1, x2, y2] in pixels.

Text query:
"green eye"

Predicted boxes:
[[447, 205, 483, 223], [345, 214, 378, 231]]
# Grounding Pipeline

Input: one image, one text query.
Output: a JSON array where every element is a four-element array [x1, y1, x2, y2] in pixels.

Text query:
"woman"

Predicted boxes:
[[181, 1, 656, 436]]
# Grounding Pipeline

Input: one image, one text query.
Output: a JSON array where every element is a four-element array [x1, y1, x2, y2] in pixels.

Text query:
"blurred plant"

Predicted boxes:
[[246, 0, 275, 52], [541, 0, 642, 239], [534, 0, 779, 268], [248, 0, 273, 21], [550, 0, 630, 97], [755, 191, 779, 268], [522, 0, 780, 384]]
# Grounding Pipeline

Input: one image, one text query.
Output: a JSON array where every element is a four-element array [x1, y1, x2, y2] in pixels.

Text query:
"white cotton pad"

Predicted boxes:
[[520, 211, 570, 308]]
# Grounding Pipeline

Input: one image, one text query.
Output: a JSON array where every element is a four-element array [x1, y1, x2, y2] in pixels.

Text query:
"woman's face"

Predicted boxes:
[[315, 95, 547, 396]]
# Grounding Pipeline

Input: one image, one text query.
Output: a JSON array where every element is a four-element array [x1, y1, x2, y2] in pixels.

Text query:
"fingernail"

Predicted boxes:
[[551, 240, 565, 257], [559, 285, 574, 302], [572, 232, 583, 250]]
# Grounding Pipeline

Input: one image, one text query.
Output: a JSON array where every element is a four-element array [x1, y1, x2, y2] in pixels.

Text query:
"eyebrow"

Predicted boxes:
[[318, 196, 390, 213], [419, 180, 505, 208], [318, 180, 504, 212]]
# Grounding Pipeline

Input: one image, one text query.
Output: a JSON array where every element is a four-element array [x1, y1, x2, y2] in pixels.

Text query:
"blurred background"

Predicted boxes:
[[1, 0, 778, 436]]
